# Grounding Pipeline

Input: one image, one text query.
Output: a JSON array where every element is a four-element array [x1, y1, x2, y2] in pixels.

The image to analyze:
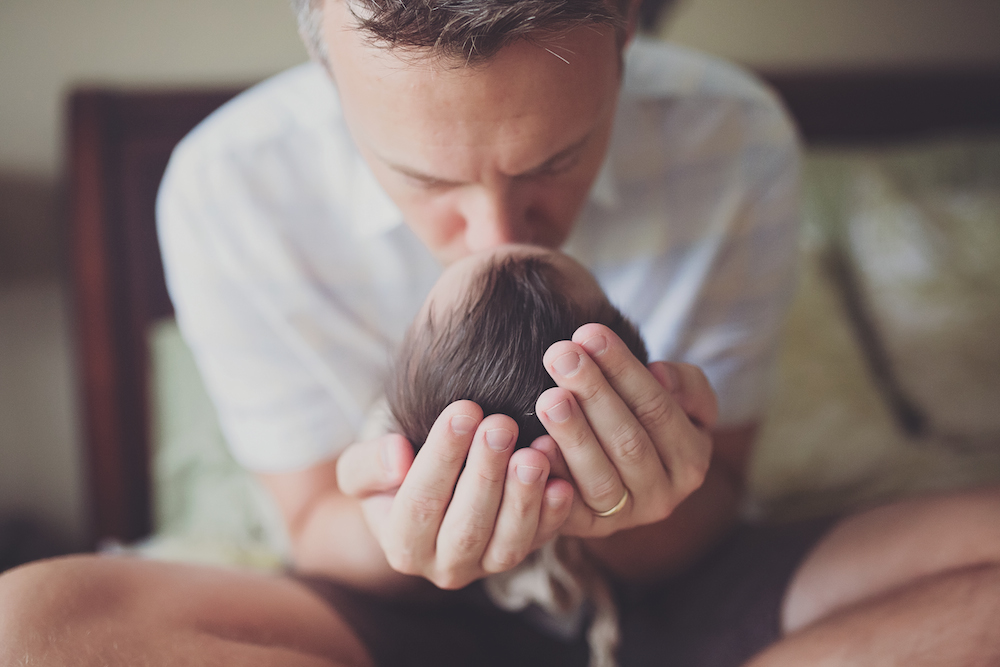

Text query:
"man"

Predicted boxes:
[[1, 1, 999, 665]]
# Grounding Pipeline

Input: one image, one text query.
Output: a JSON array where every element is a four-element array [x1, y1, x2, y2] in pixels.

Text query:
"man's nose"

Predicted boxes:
[[460, 186, 530, 251]]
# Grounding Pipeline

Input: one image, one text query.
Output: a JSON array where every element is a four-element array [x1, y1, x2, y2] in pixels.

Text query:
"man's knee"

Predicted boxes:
[[0, 555, 372, 666], [782, 486, 1000, 633], [0, 555, 125, 656], [815, 486, 1000, 573]]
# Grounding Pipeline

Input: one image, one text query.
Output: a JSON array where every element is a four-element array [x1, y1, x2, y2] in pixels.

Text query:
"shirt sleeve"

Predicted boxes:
[[156, 126, 388, 473], [586, 78, 802, 430], [668, 99, 802, 427]]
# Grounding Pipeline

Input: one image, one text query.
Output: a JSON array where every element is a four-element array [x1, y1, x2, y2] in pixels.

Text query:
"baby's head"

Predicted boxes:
[[388, 245, 648, 451]]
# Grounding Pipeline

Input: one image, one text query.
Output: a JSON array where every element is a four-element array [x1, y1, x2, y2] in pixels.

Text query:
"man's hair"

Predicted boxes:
[[289, 0, 630, 66], [387, 254, 648, 452]]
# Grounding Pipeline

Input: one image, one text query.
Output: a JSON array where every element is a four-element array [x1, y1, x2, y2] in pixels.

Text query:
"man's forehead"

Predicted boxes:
[[326, 6, 621, 177]]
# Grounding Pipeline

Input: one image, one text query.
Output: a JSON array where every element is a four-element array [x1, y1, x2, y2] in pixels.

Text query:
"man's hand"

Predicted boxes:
[[532, 323, 716, 538], [335, 322, 717, 589], [336, 402, 574, 589]]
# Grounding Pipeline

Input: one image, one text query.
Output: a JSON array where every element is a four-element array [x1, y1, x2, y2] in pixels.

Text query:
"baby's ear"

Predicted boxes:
[[358, 396, 398, 441]]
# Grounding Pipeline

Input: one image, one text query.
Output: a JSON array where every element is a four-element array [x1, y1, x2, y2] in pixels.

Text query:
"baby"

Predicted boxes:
[[387, 245, 648, 453], [385, 244, 649, 667]]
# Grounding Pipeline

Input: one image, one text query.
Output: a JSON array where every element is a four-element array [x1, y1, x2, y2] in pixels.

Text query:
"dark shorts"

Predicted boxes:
[[295, 517, 837, 667]]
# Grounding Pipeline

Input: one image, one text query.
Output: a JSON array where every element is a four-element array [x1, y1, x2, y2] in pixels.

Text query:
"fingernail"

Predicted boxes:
[[451, 414, 477, 435], [486, 428, 514, 452], [515, 465, 543, 485], [553, 351, 581, 377], [581, 335, 607, 356], [543, 399, 571, 424]]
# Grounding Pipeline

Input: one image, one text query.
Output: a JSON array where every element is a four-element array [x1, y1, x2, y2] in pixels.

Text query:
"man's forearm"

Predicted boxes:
[[257, 461, 422, 595], [582, 458, 743, 581], [582, 424, 754, 583], [290, 490, 417, 592]]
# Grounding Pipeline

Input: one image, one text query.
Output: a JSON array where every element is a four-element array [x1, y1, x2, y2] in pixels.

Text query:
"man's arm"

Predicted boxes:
[[256, 441, 416, 594], [581, 424, 755, 582]]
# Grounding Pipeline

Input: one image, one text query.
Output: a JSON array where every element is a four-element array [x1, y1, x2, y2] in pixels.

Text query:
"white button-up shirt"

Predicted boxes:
[[157, 37, 801, 472]]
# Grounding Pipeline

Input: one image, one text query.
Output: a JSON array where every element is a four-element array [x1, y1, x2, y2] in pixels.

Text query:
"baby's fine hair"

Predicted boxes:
[[388, 254, 647, 452]]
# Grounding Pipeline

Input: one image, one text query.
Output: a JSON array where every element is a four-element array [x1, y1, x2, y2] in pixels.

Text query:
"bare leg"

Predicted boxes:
[[0, 555, 374, 667], [748, 487, 1000, 666]]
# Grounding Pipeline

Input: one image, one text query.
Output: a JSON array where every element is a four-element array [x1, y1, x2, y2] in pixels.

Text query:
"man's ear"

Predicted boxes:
[[623, 0, 643, 46]]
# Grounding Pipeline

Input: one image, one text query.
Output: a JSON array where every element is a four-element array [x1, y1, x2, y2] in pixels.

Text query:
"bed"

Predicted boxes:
[[68, 65, 1000, 561]]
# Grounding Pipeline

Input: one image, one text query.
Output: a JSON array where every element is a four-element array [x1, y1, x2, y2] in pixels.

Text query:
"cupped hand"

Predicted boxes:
[[336, 401, 574, 589], [532, 323, 716, 538]]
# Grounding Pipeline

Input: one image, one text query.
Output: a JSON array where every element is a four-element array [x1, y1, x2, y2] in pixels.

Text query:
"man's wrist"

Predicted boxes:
[[581, 460, 743, 583], [580, 423, 756, 583]]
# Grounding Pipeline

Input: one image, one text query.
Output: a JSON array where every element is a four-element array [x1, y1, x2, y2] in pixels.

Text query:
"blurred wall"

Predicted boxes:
[[0, 0, 307, 551], [663, 0, 1000, 71], [0, 0, 307, 180], [0, 0, 998, 552], [4, 0, 1000, 180]]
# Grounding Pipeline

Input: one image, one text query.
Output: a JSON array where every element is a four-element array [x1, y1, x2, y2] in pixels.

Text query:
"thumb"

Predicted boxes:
[[336, 433, 414, 497], [648, 361, 719, 431]]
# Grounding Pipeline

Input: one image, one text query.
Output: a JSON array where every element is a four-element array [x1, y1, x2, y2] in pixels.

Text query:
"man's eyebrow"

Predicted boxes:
[[384, 132, 593, 186], [388, 163, 465, 187], [518, 133, 591, 177]]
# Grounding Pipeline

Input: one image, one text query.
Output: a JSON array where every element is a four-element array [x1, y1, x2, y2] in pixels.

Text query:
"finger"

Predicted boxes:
[[336, 433, 414, 498], [480, 447, 549, 574], [530, 435, 609, 540], [530, 435, 572, 481], [541, 342, 668, 515], [532, 477, 575, 549], [384, 400, 482, 575], [535, 382, 631, 515], [436, 414, 517, 584], [359, 492, 395, 545], [572, 324, 711, 503], [648, 361, 719, 431]]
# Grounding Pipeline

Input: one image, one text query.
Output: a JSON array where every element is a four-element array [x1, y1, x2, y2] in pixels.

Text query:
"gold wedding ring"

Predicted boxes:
[[592, 488, 630, 518]]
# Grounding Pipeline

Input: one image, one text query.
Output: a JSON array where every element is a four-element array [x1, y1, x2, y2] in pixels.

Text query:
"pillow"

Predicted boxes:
[[749, 144, 1000, 520], [813, 138, 1000, 448], [144, 319, 288, 569], [750, 242, 1000, 520]]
